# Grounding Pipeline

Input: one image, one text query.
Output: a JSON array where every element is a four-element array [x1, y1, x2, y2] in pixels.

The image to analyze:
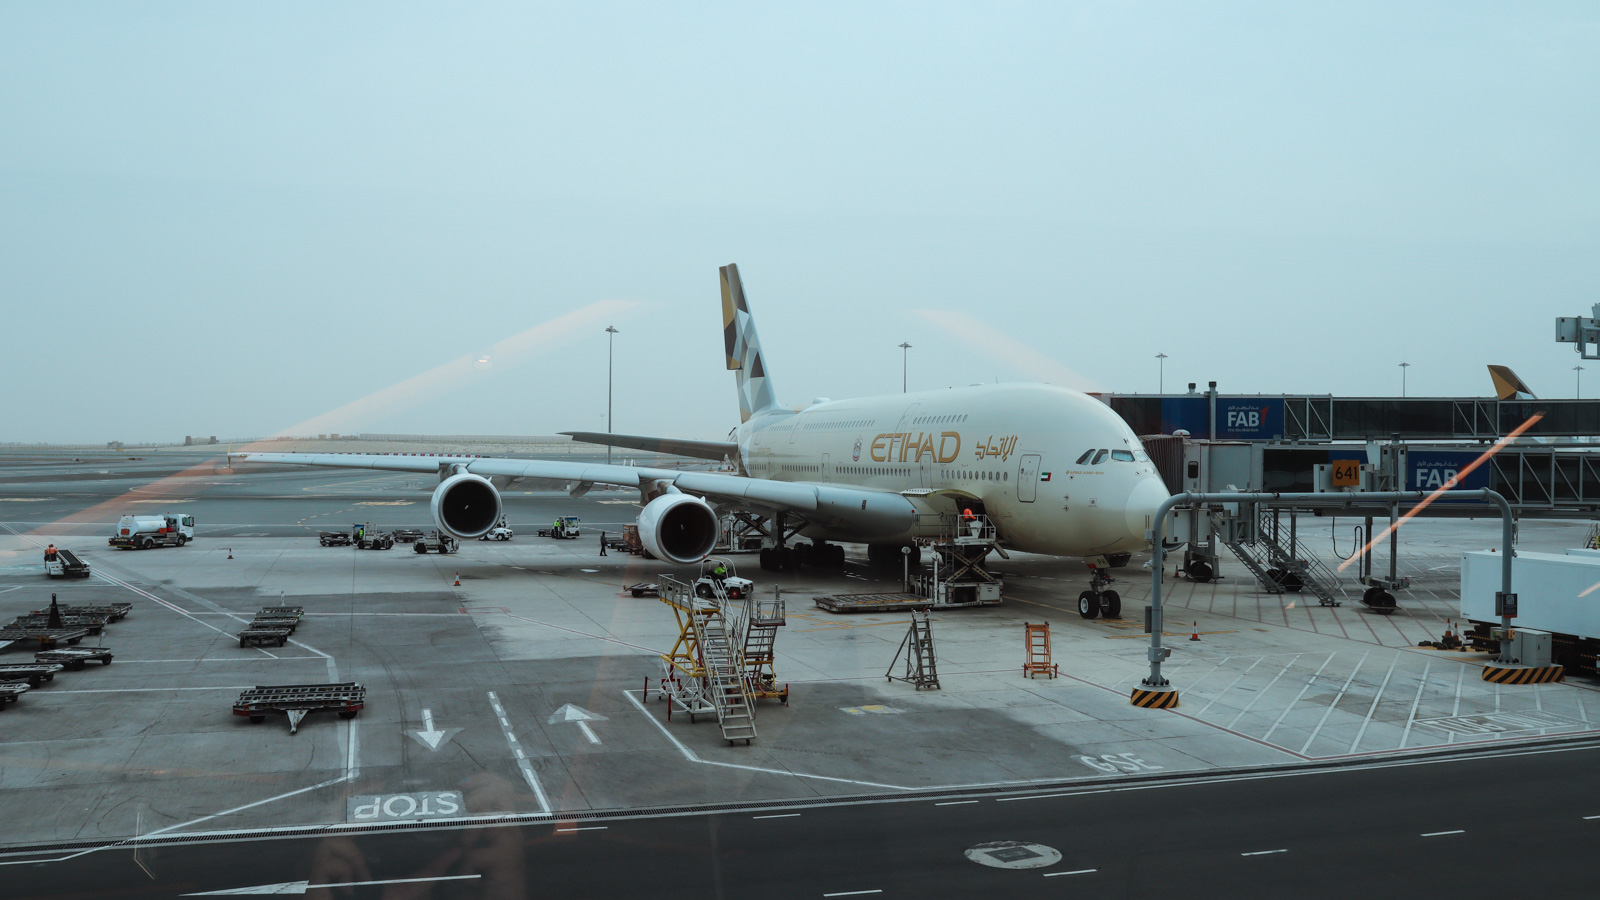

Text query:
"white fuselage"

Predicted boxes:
[[735, 383, 1169, 557]]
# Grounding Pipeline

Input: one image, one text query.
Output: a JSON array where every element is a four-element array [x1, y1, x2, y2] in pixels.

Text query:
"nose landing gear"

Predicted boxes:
[[1077, 568, 1121, 620]]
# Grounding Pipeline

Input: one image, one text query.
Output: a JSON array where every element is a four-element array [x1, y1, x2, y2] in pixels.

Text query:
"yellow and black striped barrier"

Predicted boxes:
[[1481, 663, 1565, 684], [1130, 687, 1180, 709]]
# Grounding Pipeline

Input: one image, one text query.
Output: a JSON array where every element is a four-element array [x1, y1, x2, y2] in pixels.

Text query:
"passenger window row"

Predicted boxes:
[[913, 414, 968, 425]]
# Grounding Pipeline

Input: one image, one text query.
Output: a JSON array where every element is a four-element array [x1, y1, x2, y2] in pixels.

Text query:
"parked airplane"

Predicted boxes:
[[234, 264, 1169, 617]]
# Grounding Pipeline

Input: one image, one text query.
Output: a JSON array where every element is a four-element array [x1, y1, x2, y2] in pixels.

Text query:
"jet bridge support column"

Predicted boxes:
[[1142, 490, 1514, 708]]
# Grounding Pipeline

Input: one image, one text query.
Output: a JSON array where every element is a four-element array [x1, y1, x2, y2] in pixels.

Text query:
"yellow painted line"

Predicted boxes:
[[1105, 630, 1237, 639]]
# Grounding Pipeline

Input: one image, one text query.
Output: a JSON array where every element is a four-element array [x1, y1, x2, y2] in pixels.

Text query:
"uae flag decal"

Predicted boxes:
[[1040, 472, 1052, 482]]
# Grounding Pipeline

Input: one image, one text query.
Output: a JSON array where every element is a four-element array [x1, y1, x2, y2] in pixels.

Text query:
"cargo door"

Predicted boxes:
[[1018, 454, 1041, 502]]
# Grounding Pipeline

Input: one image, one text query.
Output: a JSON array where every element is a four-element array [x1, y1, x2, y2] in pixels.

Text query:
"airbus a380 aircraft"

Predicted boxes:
[[235, 264, 1169, 617]]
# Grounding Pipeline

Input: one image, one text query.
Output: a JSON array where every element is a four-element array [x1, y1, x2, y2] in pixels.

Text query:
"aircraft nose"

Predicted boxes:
[[1125, 475, 1170, 546]]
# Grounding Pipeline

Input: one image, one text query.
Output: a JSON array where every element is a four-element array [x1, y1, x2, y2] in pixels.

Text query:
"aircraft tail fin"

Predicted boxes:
[[720, 264, 782, 422], [1487, 365, 1536, 401]]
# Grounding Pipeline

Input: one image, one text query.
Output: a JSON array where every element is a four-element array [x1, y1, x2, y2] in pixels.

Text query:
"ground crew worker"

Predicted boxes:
[[712, 560, 728, 585], [599, 530, 607, 556], [554, 517, 563, 537], [44, 544, 58, 561]]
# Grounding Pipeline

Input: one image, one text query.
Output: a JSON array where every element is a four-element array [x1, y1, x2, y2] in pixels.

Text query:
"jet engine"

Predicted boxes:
[[430, 473, 503, 540], [637, 493, 720, 565]]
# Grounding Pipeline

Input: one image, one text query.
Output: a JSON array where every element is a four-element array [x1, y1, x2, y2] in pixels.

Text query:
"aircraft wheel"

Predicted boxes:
[[1078, 590, 1100, 620], [1185, 559, 1213, 581], [1101, 590, 1121, 618]]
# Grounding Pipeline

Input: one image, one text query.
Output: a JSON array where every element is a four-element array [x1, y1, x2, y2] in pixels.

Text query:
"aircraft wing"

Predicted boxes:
[[229, 452, 915, 533], [559, 431, 739, 463]]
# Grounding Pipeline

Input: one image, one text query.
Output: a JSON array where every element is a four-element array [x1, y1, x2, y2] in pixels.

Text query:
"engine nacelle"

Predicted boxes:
[[431, 473, 502, 540], [637, 493, 720, 565]]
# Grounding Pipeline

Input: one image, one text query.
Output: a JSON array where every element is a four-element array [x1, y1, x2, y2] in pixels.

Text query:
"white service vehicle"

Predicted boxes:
[[109, 514, 194, 550], [479, 520, 514, 541], [695, 556, 754, 600]]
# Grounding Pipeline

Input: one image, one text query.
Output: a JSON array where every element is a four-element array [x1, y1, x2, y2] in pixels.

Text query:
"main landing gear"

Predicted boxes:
[[1077, 568, 1122, 620]]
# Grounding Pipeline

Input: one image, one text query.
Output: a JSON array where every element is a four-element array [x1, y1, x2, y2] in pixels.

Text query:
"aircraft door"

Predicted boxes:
[[821, 453, 830, 479], [1018, 454, 1041, 502]]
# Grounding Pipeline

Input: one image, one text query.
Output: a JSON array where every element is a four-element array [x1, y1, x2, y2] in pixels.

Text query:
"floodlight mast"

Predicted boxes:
[[1555, 303, 1600, 360]]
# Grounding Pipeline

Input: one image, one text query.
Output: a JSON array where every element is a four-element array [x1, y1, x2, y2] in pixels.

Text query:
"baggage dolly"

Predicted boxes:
[[0, 663, 65, 687], [233, 682, 366, 734], [35, 647, 114, 669], [0, 627, 90, 650], [627, 583, 660, 598], [238, 626, 291, 648], [0, 682, 30, 708]]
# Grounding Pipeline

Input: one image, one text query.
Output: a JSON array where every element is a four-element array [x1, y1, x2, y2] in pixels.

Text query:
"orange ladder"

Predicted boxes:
[[1023, 622, 1058, 679]]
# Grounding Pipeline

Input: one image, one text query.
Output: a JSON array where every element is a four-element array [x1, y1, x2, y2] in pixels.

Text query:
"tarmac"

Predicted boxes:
[[2, 450, 1598, 849]]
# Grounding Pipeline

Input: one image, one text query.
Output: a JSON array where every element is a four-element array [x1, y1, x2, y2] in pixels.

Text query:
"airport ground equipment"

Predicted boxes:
[[538, 516, 581, 539], [714, 512, 765, 553], [604, 531, 631, 553], [355, 525, 394, 550], [412, 531, 458, 554], [655, 576, 757, 743], [1146, 490, 1515, 707], [1461, 549, 1600, 676], [233, 682, 366, 734], [814, 591, 948, 613], [318, 530, 353, 547], [1210, 508, 1345, 608], [886, 609, 940, 690], [695, 556, 753, 600], [1022, 622, 1058, 679], [0, 626, 89, 650], [391, 528, 424, 543], [238, 626, 290, 647], [0, 663, 64, 687], [917, 514, 1004, 608], [258, 605, 303, 621], [478, 523, 514, 541], [0, 682, 29, 708], [730, 589, 788, 704], [109, 513, 194, 550], [12, 613, 108, 635], [43, 548, 90, 579], [35, 647, 113, 668], [627, 583, 660, 598], [32, 602, 130, 621]]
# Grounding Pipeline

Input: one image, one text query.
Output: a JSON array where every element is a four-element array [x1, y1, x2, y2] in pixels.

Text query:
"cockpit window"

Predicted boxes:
[[1133, 450, 1150, 462], [1111, 450, 1135, 462], [1091, 449, 1108, 465], [1075, 450, 1094, 465]]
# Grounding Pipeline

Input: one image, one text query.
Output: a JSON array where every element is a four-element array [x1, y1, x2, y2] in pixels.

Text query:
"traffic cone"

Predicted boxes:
[[1189, 621, 1201, 642], [454, 572, 461, 586], [227, 548, 233, 560]]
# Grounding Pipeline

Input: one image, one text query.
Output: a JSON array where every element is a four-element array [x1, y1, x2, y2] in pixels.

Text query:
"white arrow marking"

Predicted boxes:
[[548, 703, 607, 743], [184, 874, 480, 895], [406, 708, 462, 751]]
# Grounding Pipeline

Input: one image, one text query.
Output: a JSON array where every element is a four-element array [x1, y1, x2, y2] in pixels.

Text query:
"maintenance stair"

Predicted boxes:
[[887, 609, 940, 690], [692, 581, 758, 744], [1211, 509, 1345, 606]]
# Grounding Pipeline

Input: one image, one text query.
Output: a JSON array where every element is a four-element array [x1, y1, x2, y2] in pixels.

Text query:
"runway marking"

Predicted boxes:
[[1043, 869, 1097, 877], [1583, 815, 1600, 820], [823, 891, 881, 897], [1398, 659, 1435, 749], [1241, 849, 1288, 856], [1349, 652, 1403, 753], [753, 813, 801, 819], [555, 826, 607, 832], [487, 691, 552, 816], [37, 686, 255, 695], [623, 689, 912, 791], [1262, 652, 1337, 743], [1301, 650, 1370, 755], [184, 874, 480, 895], [1421, 830, 1464, 837], [1225, 653, 1302, 730], [935, 800, 978, 806], [1195, 656, 1267, 716]]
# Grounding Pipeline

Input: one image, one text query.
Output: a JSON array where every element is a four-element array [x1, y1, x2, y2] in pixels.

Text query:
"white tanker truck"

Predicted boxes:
[[109, 513, 195, 550]]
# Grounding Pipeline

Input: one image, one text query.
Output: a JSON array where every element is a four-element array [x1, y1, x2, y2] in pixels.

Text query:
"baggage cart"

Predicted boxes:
[[233, 682, 366, 733], [35, 647, 113, 669]]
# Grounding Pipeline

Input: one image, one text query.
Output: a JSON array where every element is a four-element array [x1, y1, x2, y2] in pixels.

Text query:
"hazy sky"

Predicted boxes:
[[3, 3, 1597, 443]]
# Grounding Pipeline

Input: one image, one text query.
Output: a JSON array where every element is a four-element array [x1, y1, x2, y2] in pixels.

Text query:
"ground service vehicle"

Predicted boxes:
[[694, 556, 753, 599], [109, 514, 194, 550], [479, 523, 514, 541], [318, 531, 353, 547], [413, 531, 458, 554], [392, 528, 424, 543], [44, 548, 90, 579], [539, 516, 580, 539], [354, 524, 393, 550]]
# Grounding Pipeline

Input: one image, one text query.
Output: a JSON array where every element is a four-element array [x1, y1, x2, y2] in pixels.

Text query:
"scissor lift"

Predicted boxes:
[[1022, 622, 1059, 679]]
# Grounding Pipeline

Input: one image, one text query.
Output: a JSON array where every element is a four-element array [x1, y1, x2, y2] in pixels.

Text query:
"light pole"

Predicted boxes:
[[1577, 365, 1586, 399], [605, 326, 618, 465], [1156, 353, 1168, 393], [1399, 361, 1410, 398], [899, 342, 912, 393]]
